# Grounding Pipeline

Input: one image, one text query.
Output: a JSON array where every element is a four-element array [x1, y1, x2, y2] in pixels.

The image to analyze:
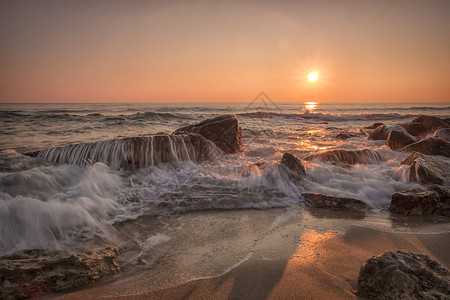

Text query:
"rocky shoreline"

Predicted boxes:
[[3, 114, 450, 299]]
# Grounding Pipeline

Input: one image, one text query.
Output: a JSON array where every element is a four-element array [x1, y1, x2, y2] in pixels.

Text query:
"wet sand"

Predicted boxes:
[[56, 208, 450, 300]]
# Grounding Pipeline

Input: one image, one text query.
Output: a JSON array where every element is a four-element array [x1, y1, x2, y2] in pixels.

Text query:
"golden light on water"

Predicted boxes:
[[304, 102, 317, 111], [307, 72, 319, 83]]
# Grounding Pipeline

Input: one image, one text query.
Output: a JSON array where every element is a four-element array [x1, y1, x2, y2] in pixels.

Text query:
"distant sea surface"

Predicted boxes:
[[0, 102, 449, 255]]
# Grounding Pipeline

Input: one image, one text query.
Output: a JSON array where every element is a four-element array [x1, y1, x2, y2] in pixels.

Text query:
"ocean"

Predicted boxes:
[[1, 101, 449, 288]]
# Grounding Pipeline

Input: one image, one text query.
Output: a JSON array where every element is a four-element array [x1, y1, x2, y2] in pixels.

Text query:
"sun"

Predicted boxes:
[[308, 72, 319, 83]]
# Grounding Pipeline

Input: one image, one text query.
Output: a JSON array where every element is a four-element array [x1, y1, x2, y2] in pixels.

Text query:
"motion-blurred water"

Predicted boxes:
[[1, 101, 449, 254]]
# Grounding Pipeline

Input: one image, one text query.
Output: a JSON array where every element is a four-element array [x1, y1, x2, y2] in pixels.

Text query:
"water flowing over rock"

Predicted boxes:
[[174, 115, 243, 154], [302, 193, 368, 212], [401, 152, 449, 185], [303, 149, 383, 165], [390, 185, 450, 216], [368, 125, 404, 140], [356, 251, 450, 300], [280, 152, 306, 179], [400, 115, 450, 137], [240, 161, 269, 177], [335, 132, 359, 140], [386, 127, 418, 150], [400, 137, 450, 158], [25, 133, 221, 170], [434, 128, 450, 141], [0, 247, 121, 299]]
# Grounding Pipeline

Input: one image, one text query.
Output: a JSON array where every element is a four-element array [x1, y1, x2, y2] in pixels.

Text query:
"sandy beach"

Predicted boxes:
[[53, 208, 450, 300]]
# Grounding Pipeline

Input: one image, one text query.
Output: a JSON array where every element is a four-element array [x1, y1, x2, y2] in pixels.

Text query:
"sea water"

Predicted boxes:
[[0, 101, 449, 255]]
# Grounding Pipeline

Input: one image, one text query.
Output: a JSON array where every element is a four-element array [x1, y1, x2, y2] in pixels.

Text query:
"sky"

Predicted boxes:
[[1, 0, 450, 103]]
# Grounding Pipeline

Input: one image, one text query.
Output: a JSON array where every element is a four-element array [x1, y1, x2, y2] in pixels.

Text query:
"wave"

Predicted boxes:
[[238, 111, 415, 121]]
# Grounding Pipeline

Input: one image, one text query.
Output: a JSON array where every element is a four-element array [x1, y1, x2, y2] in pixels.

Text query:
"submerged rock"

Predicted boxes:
[[25, 133, 220, 170], [434, 128, 450, 141], [390, 185, 450, 216], [303, 149, 383, 165], [386, 127, 418, 150], [400, 115, 450, 137], [365, 122, 384, 130], [335, 132, 359, 140], [368, 125, 404, 140], [0, 247, 121, 299], [401, 152, 449, 185], [280, 152, 306, 179], [356, 251, 450, 300], [174, 115, 243, 154], [240, 161, 269, 177], [400, 137, 450, 158], [302, 193, 368, 212]]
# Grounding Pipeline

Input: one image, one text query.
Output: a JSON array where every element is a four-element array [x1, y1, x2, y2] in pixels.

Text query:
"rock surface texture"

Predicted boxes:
[[386, 127, 418, 150], [368, 125, 404, 140], [401, 152, 449, 185], [303, 149, 383, 165], [400, 115, 450, 138], [356, 251, 450, 300], [389, 185, 450, 216], [174, 115, 243, 154], [434, 128, 450, 141], [302, 193, 368, 212], [280, 152, 307, 179], [0, 247, 121, 300], [400, 137, 450, 158]]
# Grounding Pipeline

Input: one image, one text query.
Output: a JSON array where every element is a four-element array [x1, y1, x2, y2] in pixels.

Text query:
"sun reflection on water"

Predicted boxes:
[[304, 102, 317, 112]]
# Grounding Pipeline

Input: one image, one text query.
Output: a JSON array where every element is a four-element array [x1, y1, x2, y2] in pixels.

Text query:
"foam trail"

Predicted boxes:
[[26, 133, 222, 170]]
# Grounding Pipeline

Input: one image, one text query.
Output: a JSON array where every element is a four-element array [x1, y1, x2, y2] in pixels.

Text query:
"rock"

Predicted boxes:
[[386, 127, 418, 150], [401, 152, 449, 185], [356, 251, 450, 300], [365, 122, 384, 130], [400, 137, 450, 158], [303, 149, 383, 165], [25, 133, 220, 170], [335, 132, 358, 140], [368, 125, 404, 140], [302, 193, 368, 212], [174, 115, 243, 154], [400, 115, 450, 137], [390, 185, 450, 216], [240, 161, 269, 177], [0, 247, 121, 299], [280, 152, 306, 178], [434, 128, 450, 141]]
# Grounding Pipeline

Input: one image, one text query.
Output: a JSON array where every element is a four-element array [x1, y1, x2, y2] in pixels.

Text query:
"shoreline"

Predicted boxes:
[[55, 208, 450, 300]]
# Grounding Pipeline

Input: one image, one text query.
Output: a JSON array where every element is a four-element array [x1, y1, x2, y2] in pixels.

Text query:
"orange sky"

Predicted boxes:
[[1, 0, 450, 103]]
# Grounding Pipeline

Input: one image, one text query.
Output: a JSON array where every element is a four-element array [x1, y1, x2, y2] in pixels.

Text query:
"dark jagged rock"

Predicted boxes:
[[400, 137, 450, 158], [280, 152, 306, 179], [303, 149, 383, 165], [400, 115, 450, 138], [365, 122, 384, 130], [368, 125, 404, 140], [174, 115, 243, 154], [302, 193, 368, 212], [390, 185, 450, 216], [356, 251, 450, 300], [240, 161, 269, 177], [386, 127, 418, 150], [25, 133, 220, 170], [434, 128, 450, 141], [0, 247, 121, 300], [401, 152, 449, 185]]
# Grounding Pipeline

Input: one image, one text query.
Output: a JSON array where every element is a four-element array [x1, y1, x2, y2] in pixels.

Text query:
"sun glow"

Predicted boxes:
[[307, 72, 319, 83]]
